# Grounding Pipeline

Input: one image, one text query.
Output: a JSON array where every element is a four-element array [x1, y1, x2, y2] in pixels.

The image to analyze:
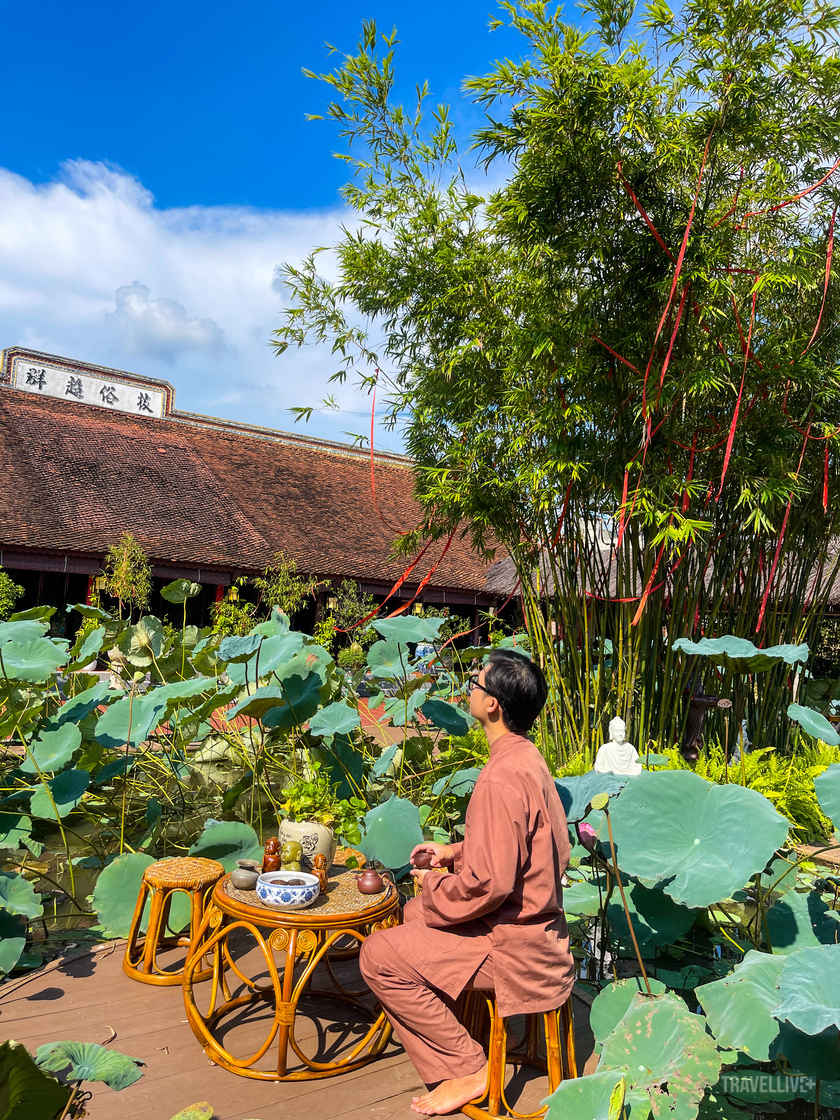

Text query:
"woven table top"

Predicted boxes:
[[223, 864, 396, 919], [144, 856, 225, 890]]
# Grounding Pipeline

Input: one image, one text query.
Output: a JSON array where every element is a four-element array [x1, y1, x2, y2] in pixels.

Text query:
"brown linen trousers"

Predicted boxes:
[[360, 732, 575, 1083]]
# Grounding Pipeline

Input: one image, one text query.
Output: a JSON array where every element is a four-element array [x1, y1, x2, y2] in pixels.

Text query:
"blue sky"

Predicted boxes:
[[0, 2, 533, 446], [2, 1, 523, 210]]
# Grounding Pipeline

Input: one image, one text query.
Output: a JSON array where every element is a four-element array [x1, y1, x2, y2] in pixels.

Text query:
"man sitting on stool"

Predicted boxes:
[[360, 649, 574, 1116]]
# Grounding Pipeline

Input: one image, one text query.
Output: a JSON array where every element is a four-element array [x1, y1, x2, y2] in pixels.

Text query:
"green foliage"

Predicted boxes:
[[279, 765, 363, 843], [696, 951, 786, 1060], [0, 571, 24, 622], [646, 743, 837, 842], [188, 821, 262, 871], [359, 794, 424, 868], [102, 533, 152, 618], [598, 993, 722, 1120], [35, 1040, 145, 1091], [276, 0, 840, 767], [0, 1040, 71, 1120], [91, 853, 155, 937], [252, 551, 319, 619], [544, 1070, 627, 1120], [337, 643, 366, 669], [589, 978, 669, 1053], [601, 770, 790, 908]]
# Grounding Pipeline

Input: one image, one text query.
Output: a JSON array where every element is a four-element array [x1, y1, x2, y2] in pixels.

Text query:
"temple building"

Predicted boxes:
[[0, 347, 493, 633]]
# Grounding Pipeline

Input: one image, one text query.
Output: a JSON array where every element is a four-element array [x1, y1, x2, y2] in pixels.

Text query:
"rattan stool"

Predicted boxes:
[[123, 857, 224, 986], [459, 988, 578, 1120]]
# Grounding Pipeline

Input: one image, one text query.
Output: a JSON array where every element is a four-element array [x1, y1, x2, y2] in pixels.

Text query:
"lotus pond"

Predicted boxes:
[[2, 589, 840, 1119]]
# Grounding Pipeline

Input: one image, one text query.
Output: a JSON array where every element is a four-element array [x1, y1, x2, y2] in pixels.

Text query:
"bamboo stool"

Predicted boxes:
[[123, 857, 225, 986], [459, 988, 578, 1120]]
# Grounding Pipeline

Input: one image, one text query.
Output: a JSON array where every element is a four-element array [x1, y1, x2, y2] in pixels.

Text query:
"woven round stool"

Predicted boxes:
[[123, 857, 225, 986], [459, 988, 578, 1120]]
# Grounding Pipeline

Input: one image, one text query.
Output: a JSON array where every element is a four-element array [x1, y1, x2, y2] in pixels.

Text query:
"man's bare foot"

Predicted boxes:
[[411, 1062, 489, 1115]]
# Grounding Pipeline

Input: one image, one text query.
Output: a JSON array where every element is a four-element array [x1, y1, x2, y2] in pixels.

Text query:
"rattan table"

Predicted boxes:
[[182, 863, 401, 1081]]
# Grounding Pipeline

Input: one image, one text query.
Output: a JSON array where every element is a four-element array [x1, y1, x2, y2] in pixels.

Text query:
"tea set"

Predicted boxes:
[[228, 838, 415, 911]]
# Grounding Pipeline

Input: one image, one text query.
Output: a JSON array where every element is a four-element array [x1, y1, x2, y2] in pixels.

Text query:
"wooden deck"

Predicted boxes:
[[0, 941, 597, 1120]]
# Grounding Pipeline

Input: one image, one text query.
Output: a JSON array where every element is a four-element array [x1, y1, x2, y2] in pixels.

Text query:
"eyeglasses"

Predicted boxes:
[[467, 675, 499, 700]]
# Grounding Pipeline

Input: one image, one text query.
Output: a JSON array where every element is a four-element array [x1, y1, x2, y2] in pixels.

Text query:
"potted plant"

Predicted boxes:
[[337, 642, 366, 671], [277, 764, 364, 870]]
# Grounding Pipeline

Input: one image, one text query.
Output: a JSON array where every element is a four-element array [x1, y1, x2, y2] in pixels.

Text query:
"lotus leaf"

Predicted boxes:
[[219, 633, 262, 662], [68, 625, 106, 666], [431, 768, 482, 798], [29, 768, 90, 820], [0, 638, 69, 682], [787, 703, 840, 747], [555, 771, 628, 823], [366, 639, 409, 678], [160, 578, 201, 603], [94, 757, 136, 785], [153, 678, 217, 706], [95, 689, 173, 749], [562, 874, 606, 919], [189, 820, 262, 870], [0, 813, 31, 850], [598, 992, 722, 1120], [309, 701, 361, 739], [0, 931, 25, 975], [814, 763, 840, 826], [373, 616, 445, 645], [766, 887, 840, 953], [372, 743, 400, 777], [590, 978, 669, 1051], [773, 944, 840, 1035], [359, 795, 424, 868], [421, 697, 473, 736], [168, 1106, 216, 1120], [607, 881, 696, 948], [35, 1040, 145, 1090], [119, 616, 165, 667], [92, 853, 154, 936], [696, 951, 784, 1059], [55, 681, 111, 725], [606, 771, 789, 908], [543, 1070, 627, 1120], [672, 636, 809, 674], [0, 871, 43, 919], [771, 1022, 840, 1079], [225, 632, 305, 684], [321, 733, 365, 800], [21, 722, 81, 774], [0, 620, 49, 645], [383, 691, 426, 727], [0, 1039, 71, 1120], [253, 606, 291, 636], [67, 602, 113, 622], [226, 685, 286, 721], [261, 663, 323, 729], [641, 753, 670, 767]]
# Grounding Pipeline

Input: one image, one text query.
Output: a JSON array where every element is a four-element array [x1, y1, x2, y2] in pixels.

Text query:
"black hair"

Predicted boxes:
[[483, 649, 548, 735]]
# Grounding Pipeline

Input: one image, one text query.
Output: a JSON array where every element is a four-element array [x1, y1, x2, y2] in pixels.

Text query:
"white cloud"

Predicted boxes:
[[0, 159, 397, 446], [111, 281, 227, 361]]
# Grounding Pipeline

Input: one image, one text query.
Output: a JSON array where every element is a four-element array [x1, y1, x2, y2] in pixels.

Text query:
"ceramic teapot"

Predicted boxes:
[[412, 850, 434, 870], [356, 867, 392, 895]]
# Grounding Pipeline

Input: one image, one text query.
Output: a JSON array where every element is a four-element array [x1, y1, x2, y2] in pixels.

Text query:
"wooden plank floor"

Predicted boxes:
[[0, 941, 596, 1120]]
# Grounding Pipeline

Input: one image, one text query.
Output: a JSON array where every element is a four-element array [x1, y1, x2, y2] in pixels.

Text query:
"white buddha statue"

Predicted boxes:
[[593, 716, 642, 776]]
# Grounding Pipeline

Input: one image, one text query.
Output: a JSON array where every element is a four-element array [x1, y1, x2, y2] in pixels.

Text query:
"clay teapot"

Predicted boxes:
[[356, 867, 392, 895], [412, 850, 434, 870]]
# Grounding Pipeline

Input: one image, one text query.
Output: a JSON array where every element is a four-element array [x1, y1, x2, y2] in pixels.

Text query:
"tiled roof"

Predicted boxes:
[[0, 388, 489, 594]]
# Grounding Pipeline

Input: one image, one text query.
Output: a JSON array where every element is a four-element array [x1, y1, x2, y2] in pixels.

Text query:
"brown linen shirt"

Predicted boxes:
[[413, 730, 574, 1017]]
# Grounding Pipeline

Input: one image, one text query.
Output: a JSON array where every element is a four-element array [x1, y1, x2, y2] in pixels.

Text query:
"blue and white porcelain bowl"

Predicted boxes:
[[255, 871, 320, 910]]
